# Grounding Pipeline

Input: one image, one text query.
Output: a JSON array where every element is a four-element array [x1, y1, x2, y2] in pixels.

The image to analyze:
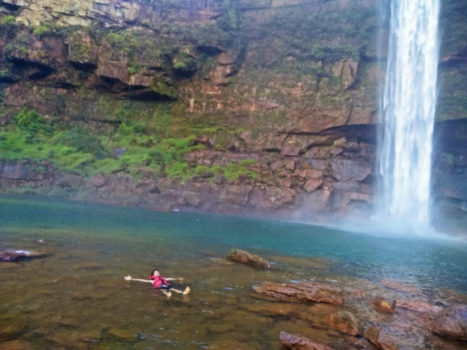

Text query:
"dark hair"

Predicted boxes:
[[150, 269, 157, 276]]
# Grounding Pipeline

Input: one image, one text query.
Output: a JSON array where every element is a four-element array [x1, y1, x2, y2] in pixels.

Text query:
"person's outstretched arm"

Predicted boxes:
[[165, 277, 184, 281], [124, 275, 152, 284]]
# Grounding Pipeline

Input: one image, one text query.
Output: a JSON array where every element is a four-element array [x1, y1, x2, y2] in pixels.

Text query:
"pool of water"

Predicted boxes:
[[0, 195, 466, 349]]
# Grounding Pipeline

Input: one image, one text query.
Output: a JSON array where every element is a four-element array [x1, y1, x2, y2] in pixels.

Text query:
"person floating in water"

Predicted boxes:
[[124, 270, 190, 298]]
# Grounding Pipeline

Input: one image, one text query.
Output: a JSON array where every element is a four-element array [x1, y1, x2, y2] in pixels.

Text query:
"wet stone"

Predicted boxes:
[[325, 311, 362, 336], [253, 281, 344, 305], [279, 331, 335, 350], [226, 248, 273, 269], [423, 304, 467, 341], [396, 299, 442, 313], [364, 327, 398, 350], [371, 296, 396, 314]]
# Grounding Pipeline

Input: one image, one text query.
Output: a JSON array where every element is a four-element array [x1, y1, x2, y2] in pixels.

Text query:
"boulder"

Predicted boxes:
[[253, 281, 344, 305], [226, 249, 272, 269], [279, 331, 335, 350], [0, 250, 47, 262], [423, 304, 467, 341], [364, 327, 398, 350], [371, 296, 396, 314], [325, 311, 361, 336]]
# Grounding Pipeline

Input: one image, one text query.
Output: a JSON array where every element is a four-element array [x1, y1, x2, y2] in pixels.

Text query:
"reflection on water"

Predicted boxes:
[[0, 195, 466, 349]]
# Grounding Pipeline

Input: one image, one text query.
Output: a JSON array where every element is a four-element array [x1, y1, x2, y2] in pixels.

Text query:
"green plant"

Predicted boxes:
[[15, 108, 51, 135], [56, 127, 107, 158], [0, 15, 16, 25]]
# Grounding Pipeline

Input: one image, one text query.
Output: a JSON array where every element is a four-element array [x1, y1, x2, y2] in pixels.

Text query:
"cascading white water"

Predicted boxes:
[[377, 0, 440, 231]]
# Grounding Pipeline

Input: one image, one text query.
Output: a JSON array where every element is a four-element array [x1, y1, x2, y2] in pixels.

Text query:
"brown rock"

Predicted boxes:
[[226, 249, 272, 269], [89, 173, 107, 188], [380, 279, 423, 296], [285, 160, 296, 171], [330, 159, 371, 182], [396, 299, 442, 313], [325, 311, 361, 336], [423, 304, 467, 341], [304, 179, 323, 192], [279, 331, 335, 350], [371, 296, 396, 314], [282, 144, 302, 157], [253, 281, 344, 305], [364, 327, 398, 350]]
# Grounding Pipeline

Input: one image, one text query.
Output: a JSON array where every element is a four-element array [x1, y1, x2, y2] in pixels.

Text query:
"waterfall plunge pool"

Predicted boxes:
[[0, 195, 466, 349]]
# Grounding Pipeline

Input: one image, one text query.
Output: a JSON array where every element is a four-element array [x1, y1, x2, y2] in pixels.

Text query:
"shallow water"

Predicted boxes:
[[0, 195, 466, 349]]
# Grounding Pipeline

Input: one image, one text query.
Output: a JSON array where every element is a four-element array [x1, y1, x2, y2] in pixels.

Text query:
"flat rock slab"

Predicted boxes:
[[227, 248, 273, 269], [423, 304, 467, 341], [364, 327, 398, 350], [0, 250, 48, 262], [253, 281, 344, 305], [279, 331, 335, 350]]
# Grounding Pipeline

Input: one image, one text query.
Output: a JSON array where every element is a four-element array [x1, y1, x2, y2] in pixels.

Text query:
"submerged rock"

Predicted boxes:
[[279, 331, 335, 350], [0, 250, 47, 262], [325, 311, 361, 336], [364, 327, 398, 350], [226, 248, 273, 269], [253, 281, 344, 305], [371, 296, 396, 314], [423, 304, 467, 341], [396, 299, 442, 313]]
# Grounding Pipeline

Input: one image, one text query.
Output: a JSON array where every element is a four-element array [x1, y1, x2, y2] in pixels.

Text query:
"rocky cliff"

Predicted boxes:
[[0, 0, 465, 226]]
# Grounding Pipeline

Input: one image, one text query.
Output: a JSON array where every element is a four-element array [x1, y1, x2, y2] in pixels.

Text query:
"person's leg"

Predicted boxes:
[[171, 287, 190, 295], [161, 289, 172, 298]]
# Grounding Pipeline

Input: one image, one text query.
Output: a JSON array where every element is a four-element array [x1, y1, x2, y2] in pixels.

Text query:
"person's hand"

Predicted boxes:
[[124, 275, 132, 281], [178, 277, 184, 281]]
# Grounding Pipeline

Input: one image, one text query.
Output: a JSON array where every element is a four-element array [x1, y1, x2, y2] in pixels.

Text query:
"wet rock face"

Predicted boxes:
[[253, 281, 344, 305], [0, 0, 465, 222], [279, 332, 335, 350]]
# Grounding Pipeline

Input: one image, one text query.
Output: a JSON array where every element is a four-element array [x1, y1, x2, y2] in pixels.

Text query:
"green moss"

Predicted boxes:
[[150, 80, 178, 99], [32, 23, 60, 36], [0, 15, 16, 25]]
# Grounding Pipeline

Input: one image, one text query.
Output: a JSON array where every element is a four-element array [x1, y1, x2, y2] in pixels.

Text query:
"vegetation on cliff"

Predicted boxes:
[[0, 107, 258, 182]]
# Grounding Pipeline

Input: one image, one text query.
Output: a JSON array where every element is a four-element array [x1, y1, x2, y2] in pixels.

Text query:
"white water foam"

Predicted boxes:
[[376, 0, 441, 233]]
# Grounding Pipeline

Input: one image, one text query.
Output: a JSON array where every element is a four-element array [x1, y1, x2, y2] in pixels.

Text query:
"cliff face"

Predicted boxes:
[[0, 0, 465, 226]]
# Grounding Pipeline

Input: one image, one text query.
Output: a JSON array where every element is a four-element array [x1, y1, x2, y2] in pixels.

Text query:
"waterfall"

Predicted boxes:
[[377, 0, 440, 231]]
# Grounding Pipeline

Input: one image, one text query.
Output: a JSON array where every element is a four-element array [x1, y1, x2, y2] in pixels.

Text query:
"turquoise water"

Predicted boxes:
[[1, 195, 466, 349], [1, 195, 466, 293]]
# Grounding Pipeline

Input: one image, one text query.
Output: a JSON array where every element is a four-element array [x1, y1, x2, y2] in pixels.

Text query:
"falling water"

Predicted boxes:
[[377, 0, 440, 231]]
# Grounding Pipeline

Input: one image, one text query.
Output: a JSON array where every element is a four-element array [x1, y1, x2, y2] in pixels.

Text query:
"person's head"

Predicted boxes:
[[151, 270, 160, 277]]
